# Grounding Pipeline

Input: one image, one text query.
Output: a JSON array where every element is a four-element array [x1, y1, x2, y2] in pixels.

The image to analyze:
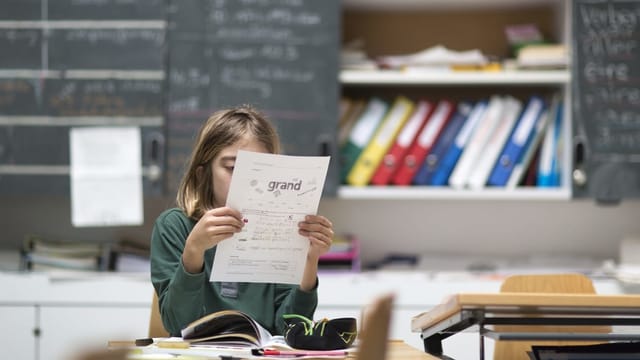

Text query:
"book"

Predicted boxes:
[[466, 96, 522, 189], [412, 101, 473, 185], [181, 310, 284, 349], [429, 99, 488, 186], [448, 95, 505, 189], [487, 95, 546, 187], [391, 99, 455, 186], [370, 100, 433, 186], [346, 96, 414, 186], [20, 235, 108, 272], [340, 97, 389, 182]]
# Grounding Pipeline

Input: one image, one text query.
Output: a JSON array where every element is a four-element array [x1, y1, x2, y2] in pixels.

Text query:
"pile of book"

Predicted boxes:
[[339, 93, 563, 189], [318, 235, 360, 272], [20, 235, 109, 272]]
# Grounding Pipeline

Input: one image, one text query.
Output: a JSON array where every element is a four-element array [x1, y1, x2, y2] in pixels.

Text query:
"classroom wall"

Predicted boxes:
[[1, 196, 639, 267]]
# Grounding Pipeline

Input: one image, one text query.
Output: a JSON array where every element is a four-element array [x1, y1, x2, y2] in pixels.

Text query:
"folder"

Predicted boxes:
[[537, 96, 564, 187], [346, 96, 414, 186], [466, 96, 522, 189], [448, 95, 505, 189], [340, 97, 389, 182], [338, 98, 367, 147], [370, 100, 433, 186], [391, 99, 455, 186], [430, 99, 488, 186], [413, 101, 473, 186], [506, 107, 550, 189], [487, 95, 546, 187]]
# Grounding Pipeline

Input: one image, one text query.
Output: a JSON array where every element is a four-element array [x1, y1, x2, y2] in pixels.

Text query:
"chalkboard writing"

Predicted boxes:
[[48, 28, 165, 70], [572, 0, 640, 201], [166, 0, 340, 195], [0, 29, 42, 68], [0, 78, 163, 116]]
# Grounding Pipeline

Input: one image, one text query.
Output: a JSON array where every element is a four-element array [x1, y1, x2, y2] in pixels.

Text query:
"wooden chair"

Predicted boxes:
[[492, 273, 610, 360], [148, 291, 170, 338], [357, 293, 394, 360]]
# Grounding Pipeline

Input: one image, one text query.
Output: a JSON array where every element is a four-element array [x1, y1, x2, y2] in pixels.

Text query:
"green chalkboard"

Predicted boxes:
[[572, 0, 640, 203], [165, 0, 341, 196]]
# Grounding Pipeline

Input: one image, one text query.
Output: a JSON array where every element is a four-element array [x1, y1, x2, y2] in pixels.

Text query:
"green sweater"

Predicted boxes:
[[150, 208, 318, 336]]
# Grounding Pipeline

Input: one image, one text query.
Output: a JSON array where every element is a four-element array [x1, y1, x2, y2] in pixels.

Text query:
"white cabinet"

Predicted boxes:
[[39, 306, 149, 360], [0, 306, 36, 360], [0, 272, 153, 360]]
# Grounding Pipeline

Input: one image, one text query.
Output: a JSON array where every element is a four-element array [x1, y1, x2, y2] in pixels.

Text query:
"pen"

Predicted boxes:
[[261, 349, 348, 356]]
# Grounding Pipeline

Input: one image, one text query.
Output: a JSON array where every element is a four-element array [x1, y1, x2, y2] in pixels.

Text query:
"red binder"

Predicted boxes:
[[370, 100, 434, 186], [391, 99, 455, 186]]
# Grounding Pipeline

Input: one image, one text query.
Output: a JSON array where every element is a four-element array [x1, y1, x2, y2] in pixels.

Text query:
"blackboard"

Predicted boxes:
[[572, 0, 640, 202], [0, 0, 166, 196], [165, 0, 341, 196]]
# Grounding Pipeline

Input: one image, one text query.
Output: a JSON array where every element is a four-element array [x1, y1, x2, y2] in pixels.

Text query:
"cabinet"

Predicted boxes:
[[0, 272, 152, 360], [338, 0, 572, 200]]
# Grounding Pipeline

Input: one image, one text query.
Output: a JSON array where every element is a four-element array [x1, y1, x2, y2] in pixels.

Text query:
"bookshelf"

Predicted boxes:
[[339, 0, 571, 200]]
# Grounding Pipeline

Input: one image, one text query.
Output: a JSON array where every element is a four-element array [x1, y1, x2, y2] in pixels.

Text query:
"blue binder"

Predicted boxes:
[[487, 95, 546, 187], [412, 102, 472, 186], [430, 100, 488, 186]]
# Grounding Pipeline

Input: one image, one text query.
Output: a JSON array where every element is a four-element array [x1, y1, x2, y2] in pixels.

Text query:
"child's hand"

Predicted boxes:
[[187, 207, 245, 253], [298, 215, 334, 261]]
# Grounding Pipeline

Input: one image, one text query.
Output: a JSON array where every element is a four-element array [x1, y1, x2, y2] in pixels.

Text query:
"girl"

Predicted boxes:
[[150, 105, 334, 336]]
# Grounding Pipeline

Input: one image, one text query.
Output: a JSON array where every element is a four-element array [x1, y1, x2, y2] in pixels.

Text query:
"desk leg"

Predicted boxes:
[[423, 334, 443, 355], [479, 332, 485, 360]]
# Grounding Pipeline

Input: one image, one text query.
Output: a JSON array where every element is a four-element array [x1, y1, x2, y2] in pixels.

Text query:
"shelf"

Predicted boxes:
[[337, 186, 571, 200], [344, 0, 559, 11], [340, 69, 570, 86]]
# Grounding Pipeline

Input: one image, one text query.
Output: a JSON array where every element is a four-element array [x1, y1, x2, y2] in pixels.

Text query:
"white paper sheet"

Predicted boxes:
[[70, 126, 143, 227], [211, 150, 330, 284]]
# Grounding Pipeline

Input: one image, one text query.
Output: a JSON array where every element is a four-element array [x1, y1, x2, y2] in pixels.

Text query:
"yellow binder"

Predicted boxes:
[[346, 96, 415, 186]]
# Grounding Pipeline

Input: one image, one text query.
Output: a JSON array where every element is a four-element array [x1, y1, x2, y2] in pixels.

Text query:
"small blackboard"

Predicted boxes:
[[572, 0, 640, 202], [165, 0, 340, 196]]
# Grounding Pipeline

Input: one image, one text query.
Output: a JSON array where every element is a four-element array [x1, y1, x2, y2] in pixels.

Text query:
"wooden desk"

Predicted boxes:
[[110, 340, 435, 360], [411, 292, 640, 360]]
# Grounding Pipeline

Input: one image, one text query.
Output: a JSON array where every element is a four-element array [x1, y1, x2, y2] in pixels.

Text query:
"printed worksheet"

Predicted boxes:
[[211, 150, 330, 284]]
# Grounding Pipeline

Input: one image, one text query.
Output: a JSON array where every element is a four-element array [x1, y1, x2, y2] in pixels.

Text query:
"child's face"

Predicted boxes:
[[211, 135, 268, 208]]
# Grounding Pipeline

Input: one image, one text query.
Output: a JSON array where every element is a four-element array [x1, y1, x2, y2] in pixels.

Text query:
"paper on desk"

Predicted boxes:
[[211, 150, 330, 284], [70, 126, 143, 227]]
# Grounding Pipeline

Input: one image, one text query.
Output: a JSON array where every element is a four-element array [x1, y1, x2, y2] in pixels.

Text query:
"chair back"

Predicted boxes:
[[149, 291, 170, 338], [493, 273, 610, 360], [356, 293, 394, 360]]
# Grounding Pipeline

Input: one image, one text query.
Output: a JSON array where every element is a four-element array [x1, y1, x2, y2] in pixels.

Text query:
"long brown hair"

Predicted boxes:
[[176, 105, 280, 219]]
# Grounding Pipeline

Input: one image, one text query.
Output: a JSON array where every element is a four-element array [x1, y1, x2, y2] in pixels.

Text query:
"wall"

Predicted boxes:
[[1, 196, 639, 267]]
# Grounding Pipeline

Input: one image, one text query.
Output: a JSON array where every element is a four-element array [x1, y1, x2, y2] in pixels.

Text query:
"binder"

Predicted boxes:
[[487, 95, 546, 187], [346, 96, 414, 186], [391, 99, 455, 186], [466, 96, 522, 189], [412, 101, 473, 186], [537, 96, 563, 187], [430, 99, 488, 186], [339, 97, 389, 182], [506, 107, 550, 189], [338, 99, 367, 147], [448, 95, 505, 189], [370, 100, 433, 186]]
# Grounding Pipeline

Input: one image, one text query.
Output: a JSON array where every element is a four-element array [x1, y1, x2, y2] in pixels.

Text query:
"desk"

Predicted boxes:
[[411, 292, 640, 360], [119, 340, 437, 360]]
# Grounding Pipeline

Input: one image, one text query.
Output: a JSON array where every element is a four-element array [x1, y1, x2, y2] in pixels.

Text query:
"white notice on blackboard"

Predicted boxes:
[[70, 127, 143, 227], [211, 150, 330, 284]]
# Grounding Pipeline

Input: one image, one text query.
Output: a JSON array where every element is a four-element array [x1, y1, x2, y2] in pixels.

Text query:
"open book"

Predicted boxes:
[[180, 310, 287, 349]]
